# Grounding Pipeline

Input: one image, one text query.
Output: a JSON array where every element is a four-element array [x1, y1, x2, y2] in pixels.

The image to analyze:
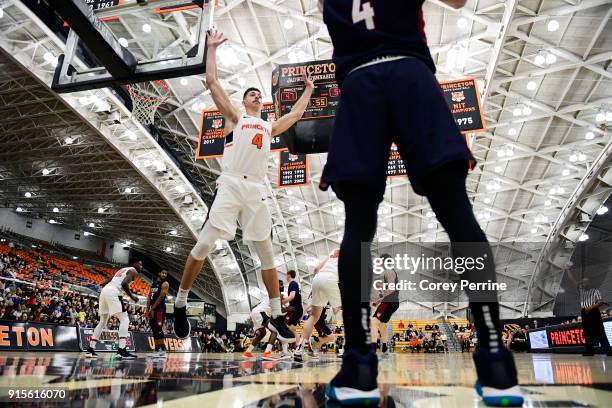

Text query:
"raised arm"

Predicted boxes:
[[271, 74, 315, 136], [206, 29, 241, 129], [564, 262, 579, 288], [314, 257, 328, 275]]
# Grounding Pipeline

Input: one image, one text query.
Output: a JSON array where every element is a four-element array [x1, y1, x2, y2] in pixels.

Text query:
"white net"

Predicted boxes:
[[127, 80, 171, 125]]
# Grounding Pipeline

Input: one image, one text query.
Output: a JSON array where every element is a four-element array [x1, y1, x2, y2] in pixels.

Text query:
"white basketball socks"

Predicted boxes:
[[175, 288, 190, 308], [270, 297, 282, 318]]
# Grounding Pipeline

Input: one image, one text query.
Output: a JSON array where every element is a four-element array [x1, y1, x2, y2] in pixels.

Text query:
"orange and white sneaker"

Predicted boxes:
[[262, 351, 279, 361], [242, 350, 255, 359]]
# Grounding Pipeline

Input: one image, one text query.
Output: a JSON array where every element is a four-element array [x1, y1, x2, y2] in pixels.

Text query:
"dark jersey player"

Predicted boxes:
[[284, 270, 303, 338], [319, 1, 522, 406], [370, 254, 399, 357], [147, 269, 169, 359]]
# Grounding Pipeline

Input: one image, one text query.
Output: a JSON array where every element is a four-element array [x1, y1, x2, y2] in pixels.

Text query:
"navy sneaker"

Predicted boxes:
[[173, 305, 191, 339], [325, 349, 380, 405], [267, 316, 295, 343], [473, 348, 523, 407]]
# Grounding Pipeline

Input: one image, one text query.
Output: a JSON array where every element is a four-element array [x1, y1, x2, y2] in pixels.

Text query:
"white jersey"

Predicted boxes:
[[105, 267, 135, 293], [222, 114, 272, 183], [319, 248, 340, 279]]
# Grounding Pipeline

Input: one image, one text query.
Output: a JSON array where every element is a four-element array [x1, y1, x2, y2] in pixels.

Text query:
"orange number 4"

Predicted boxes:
[[251, 133, 263, 150]]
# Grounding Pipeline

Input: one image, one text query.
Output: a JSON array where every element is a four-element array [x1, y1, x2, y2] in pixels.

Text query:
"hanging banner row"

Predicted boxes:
[[195, 60, 486, 186]]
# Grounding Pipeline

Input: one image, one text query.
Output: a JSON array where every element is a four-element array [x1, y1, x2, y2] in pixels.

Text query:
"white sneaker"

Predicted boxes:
[[309, 337, 319, 357], [279, 352, 292, 360]]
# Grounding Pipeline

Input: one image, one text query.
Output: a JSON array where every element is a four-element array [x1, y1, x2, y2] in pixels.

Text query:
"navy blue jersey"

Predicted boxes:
[[148, 279, 167, 312], [288, 281, 303, 312], [323, 0, 436, 85]]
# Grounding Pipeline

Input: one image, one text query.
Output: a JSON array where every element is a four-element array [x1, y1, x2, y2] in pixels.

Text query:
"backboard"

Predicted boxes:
[[50, 0, 214, 93]]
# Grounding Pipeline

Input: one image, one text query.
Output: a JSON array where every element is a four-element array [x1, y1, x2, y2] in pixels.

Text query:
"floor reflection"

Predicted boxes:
[[0, 352, 608, 407]]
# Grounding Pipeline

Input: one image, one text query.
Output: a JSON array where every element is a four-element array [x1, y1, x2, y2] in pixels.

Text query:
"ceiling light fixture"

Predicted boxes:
[[547, 19, 560, 32]]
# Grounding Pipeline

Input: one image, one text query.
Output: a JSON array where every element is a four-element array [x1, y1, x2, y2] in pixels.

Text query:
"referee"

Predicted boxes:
[[565, 263, 610, 356]]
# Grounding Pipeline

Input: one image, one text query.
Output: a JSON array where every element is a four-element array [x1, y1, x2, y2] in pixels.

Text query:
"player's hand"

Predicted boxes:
[[302, 73, 314, 89], [145, 309, 152, 319], [207, 29, 228, 49]]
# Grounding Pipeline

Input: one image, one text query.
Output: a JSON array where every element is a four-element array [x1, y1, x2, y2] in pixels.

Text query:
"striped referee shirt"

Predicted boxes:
[[579, 287, 602, 309]]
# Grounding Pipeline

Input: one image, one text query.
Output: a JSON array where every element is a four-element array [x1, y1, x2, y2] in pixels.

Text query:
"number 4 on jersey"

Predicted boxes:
[[251, 133, 263, 150], [352, 0, 375, 30]]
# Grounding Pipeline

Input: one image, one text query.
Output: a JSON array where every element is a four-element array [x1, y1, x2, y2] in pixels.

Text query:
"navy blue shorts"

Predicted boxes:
[[321, 57, 474, 196], [285, 309, 303, 326]]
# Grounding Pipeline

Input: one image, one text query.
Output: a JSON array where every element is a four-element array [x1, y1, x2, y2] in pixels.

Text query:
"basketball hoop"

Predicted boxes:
[[127, 80, 172, 125]]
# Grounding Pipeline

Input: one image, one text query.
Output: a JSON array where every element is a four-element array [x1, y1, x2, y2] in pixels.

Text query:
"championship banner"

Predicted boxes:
[[387, 144, 407, 178], [133, 332, 202, 352], [196, 110, 226, 159], [79, 328, 135, 352], [0, 320, 79, 351], [271, 60, 339, 120], [278, 150, 308, 188], [440, 77, 486, 133], [64, 1, 124, 25]]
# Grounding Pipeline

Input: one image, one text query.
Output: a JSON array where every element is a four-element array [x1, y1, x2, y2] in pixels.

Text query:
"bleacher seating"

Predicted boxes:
[[0, 242, 150, 297]]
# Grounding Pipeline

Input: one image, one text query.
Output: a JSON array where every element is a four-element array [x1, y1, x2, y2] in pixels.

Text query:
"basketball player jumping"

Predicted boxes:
[[146, 269, 169, 359], [173, 29, 314, 345], [319, 1, 523, 406], [85, 258, 142, 360], [294, 248, 342, 362]]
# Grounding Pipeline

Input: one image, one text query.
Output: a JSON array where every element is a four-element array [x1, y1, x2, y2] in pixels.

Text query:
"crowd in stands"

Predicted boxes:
[[0, 242, 156, 333], [391, 324, 449, 353], [194, 326, 249, 353], [0, 242, 150, 297]]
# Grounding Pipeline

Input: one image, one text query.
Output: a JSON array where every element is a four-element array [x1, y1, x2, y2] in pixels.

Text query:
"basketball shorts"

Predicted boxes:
[[149, 309, 165, 340], [207, 173, 272, 242], [373, 302, 400, 323], [285, 309, 303, 326], [98, 286, 125, 317], [311, 272, 342, 308], [251, 309, 270, 330], [321, 57, 474, 196]]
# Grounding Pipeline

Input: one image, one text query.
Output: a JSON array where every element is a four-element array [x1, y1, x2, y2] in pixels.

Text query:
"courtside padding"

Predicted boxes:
[[0, 319, 201, 352]]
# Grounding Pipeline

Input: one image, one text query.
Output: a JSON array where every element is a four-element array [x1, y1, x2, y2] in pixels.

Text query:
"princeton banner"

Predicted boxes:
[[196, 109, 226, 159], [0, 320, 79, 351], [387, 144, 407, 177], [278, 150, 308, 187], [440, 77, 486, 133]]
